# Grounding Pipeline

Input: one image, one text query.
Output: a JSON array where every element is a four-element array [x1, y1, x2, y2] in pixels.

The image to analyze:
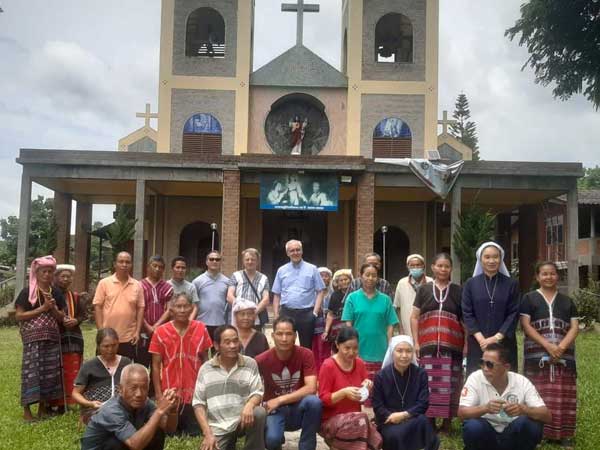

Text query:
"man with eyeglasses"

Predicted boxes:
[[192, 251, 233, 342], [458, 343, 551, 450], [272, 240, 326, 348]]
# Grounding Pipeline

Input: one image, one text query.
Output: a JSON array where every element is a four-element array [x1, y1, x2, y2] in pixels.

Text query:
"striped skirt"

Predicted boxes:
[[321, 412, 382, 450], [526, 364, 577, 440], [420, 352, 462, 418], [50, 352, 82, 407], [21, 340, 63, 406]]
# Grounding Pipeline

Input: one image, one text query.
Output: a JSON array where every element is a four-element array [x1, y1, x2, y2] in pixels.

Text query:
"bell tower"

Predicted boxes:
[[342, 0, 438, 158], [156, 0, 254, 155]]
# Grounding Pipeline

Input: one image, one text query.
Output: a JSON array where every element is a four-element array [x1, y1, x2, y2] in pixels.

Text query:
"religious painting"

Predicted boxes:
[[183, 113, 222, 134], [373, 117, 412, 139], [260, 173, 338, 211], [264, 93, 330, 155]]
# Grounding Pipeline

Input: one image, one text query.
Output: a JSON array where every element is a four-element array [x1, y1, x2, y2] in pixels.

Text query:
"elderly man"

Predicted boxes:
[[272, 239, 326, 348], [192, 250, 232, 341], [348, 252, 393, 298], [193, 325, 266, 450], [167, 256, 199, 318], [458, 343, 551, 450], [393, 254, 432, 334], [81, 364, 178, 450], [93, 252, 144, 361]]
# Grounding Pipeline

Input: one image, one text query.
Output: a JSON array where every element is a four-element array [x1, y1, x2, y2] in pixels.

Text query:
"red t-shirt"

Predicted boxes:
[[255, 346, 317, 402], [318, 356, 368, 422], [148, 320, 212, 404]]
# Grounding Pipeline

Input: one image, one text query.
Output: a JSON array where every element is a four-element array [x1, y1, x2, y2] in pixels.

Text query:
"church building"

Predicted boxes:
[[15, 0, 582, 295]]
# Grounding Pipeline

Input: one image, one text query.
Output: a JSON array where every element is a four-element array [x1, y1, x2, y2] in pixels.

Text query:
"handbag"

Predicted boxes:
[[243, 271, 270, 326]]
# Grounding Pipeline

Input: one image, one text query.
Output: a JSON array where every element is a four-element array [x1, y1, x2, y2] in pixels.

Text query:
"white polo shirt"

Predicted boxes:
[[459, 370, 546, 432]]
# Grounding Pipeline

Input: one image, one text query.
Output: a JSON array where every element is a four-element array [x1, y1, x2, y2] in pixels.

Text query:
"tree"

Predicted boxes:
[[506, 0, 600, 109], [452, 205, 497, 283], [449, 93, 480, 160], [0, 196, 57, 266], [106, 204, 136, 260], [578, 165, 600, 189]]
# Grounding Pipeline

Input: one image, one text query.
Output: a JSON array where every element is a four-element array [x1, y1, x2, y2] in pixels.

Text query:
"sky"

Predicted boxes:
[[0, 0, 598, 225]]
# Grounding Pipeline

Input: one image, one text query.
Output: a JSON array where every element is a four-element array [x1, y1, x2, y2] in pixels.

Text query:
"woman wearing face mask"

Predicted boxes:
[[394, 255, 432, 335], [410, 253, 464, 434], [372, 335, 440, 450], [462, 242, 520, 375]]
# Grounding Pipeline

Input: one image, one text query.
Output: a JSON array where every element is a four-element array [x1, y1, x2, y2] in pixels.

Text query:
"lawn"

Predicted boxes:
[[0, 324, 598, 449]]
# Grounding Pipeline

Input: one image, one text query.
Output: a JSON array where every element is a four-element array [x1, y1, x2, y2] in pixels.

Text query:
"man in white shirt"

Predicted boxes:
[[458, 343, 551, 450]]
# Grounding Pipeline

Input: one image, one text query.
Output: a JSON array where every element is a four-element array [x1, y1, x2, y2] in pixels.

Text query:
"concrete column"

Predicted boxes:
[[15, 168, 32, 298], [133, 179, 146, 279], [153, 195, 165, 256], [567, 185, 579, 293], [450, 183, 462, 282], [354, 173, 375, 274], [518, 205, 539, 292], [590, 205, 596, 238], [53, 191, 72, 264], [73, 202, 92, 293], [221, 170, 241, 276]]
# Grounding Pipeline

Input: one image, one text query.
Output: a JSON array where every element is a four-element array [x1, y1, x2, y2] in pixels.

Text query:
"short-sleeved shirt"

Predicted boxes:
[[271, 260, 326, 309], [192, 355, 264, 436], [148, 320, 212, 404], [520, 290, 578, 324], [318, 356, 368, 422], [341, 289, 399, 362], [459, 370, 546, 433], [168, 278, 200, 304], [255, 346, 317, 401], [192, 272, 231, 326], [93, 275, 144, 343], [81, 396, 156, 450], [140, 279, 173, 326], [230, 270, 270, 324]]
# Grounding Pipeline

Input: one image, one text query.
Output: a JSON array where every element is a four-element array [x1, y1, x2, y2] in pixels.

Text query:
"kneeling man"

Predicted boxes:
[[458, 343, 551, 450], [81, 364, 178, 450], [256, 317, 322, 450], [193, 325, 266, 450]]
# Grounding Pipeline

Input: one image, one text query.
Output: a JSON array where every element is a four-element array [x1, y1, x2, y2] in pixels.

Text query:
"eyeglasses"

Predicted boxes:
[[479, 359, 501, 370], [208, 257, 222, 262]]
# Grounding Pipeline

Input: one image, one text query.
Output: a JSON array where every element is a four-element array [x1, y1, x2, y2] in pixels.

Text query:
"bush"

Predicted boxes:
[[572, 279, 600, 329]]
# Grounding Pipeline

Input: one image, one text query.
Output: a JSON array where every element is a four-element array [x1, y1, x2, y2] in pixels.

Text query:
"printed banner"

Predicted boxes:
[[260, 173, 338, 211]]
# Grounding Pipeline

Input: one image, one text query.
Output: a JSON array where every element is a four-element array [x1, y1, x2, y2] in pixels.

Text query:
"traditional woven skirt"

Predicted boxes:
[[420, 352, 463, 418], [321, 412, 382, 450], [50, 352, 82, 407], [312, 335, 332, 372], [21, 340, 63, 406], [526, 364, 577, 440], [364, 361, 383, 407]]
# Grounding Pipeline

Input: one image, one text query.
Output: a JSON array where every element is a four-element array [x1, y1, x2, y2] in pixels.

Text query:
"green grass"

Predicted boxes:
[[0, 325, 598, 449]]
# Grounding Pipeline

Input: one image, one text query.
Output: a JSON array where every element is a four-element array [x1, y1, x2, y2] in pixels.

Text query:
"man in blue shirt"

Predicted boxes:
[[272, 240, 326, 348]]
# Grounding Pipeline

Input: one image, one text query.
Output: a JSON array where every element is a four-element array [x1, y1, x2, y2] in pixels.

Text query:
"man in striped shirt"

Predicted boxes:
[[193, 325, 266, 450]]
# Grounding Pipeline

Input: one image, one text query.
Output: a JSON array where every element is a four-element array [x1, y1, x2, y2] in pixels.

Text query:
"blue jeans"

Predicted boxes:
[[463, 416, 544, 450], [265, 395, 322, 450]]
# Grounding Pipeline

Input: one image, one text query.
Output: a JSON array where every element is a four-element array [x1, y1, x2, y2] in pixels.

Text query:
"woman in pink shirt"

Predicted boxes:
[[318, 326, 382, 450]]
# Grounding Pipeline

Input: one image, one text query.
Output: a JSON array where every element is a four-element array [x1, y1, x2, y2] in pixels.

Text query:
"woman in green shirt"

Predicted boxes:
[[342, 263, 399, 386]]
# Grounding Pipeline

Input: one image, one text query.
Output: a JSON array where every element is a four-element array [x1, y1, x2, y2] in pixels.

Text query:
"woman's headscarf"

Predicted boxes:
[[332, 269, 353, 289], [55, 264, 76, 275], [29, 255, 57, 306], [405, 254, 425, 265], [472, 241, 510, 277], [231, 297, 257, 328], [382, 334, 416, 368]]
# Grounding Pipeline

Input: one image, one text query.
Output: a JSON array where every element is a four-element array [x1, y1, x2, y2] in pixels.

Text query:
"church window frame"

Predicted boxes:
[[185, 7, 226, 58], [372, 117, 412, 158], [182, 113, 223, 155], [374, 13, 414, 64]]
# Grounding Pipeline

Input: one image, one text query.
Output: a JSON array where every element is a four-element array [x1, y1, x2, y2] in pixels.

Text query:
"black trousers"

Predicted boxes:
[[280, 306, 315, 349]]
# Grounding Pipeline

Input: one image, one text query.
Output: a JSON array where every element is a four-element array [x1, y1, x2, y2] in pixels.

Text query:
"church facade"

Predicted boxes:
[[15, 0, 582, 295]]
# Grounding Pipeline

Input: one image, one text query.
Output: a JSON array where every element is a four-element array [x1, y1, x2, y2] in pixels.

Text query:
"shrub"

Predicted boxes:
[[572, 279, 600, 329]]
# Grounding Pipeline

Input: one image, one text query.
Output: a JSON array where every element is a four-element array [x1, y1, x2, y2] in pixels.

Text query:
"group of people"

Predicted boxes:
[[13, 238, 579, 450]]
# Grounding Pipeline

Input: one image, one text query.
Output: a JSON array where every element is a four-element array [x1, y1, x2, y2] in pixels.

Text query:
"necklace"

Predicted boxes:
[[391, 365, 411, 408], [432, 281, 450, 305], [484, 275, 498, 306]]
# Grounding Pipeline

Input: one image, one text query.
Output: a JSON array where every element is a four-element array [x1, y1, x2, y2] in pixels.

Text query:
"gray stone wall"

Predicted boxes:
[[128, 136, 157, 153], [172, 0, 237, 77], [360, 94, 424, 157], [170, 89, 236, 154], [362, 0, 426, 81]]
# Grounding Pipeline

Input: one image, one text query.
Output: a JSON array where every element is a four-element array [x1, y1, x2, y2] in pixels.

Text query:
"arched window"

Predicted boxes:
[[182, 113, 222, 155], [372, 117, 412, 158], [179, 221, 219, 270], [375, 13, 413, 63], [373, 226, 410, 285], [186, 7, 226, 58]]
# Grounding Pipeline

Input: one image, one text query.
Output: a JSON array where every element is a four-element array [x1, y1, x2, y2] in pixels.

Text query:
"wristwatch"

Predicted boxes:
[[495, 333, 503, 343]]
